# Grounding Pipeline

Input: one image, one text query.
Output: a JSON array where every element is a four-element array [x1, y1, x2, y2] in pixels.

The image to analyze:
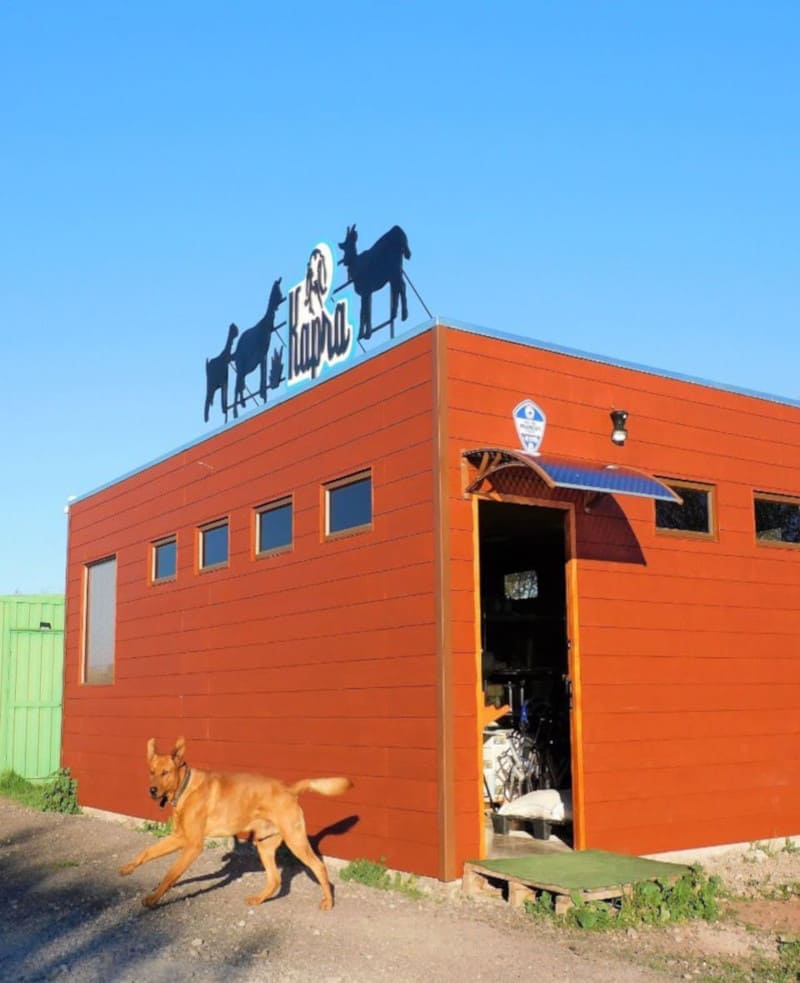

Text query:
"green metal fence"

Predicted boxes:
[[0, 595, 65, 780]]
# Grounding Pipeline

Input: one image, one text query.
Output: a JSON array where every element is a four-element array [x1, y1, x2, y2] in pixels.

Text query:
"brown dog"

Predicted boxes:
[[119, 736, 352, 910]]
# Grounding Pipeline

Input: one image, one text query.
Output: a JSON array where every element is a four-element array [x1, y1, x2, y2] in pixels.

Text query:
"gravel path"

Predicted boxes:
[[0, 800, 671, 983]]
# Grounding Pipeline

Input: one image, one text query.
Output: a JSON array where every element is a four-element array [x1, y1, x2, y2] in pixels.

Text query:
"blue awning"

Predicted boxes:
[[463, 448, 681, 504]]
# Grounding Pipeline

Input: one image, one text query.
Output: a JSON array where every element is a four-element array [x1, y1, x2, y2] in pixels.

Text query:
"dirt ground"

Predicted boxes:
[[2, 799, 800, 982]]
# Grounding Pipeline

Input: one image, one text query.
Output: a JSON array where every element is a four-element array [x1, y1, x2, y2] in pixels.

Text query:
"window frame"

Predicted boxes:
[[151, 535, 177, 583], [324, 469, 373, 540], [255, 496, 293, 557], [198, 518, 230, 571], [654, 478, 717, 541], [754, 491, 800, 549], [83, 555, 117, 686]]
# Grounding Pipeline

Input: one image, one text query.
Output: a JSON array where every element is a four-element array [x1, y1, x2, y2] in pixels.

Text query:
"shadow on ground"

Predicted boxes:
[[0, 804, 357, 981]]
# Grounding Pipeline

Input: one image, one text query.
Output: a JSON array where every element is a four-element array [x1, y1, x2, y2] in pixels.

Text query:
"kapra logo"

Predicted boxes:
[[288, 243, 355, 385], [513, 399, 546, 455]]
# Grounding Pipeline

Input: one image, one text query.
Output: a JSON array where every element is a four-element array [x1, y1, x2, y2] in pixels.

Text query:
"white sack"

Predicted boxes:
[[497, 788, 572, 821]]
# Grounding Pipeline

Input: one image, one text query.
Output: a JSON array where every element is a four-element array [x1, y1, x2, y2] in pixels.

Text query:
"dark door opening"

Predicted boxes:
[[478, 500, 572, 820]]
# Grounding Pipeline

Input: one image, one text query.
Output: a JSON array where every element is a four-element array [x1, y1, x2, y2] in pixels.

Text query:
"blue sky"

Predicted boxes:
[[1, 1, 798, 594]]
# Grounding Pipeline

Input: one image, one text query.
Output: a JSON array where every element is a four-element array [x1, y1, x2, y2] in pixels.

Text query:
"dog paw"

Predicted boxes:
[[142, 894, 160, 908], [245, 895, 263, 906], [318, 897, 333, 911], [119, 863, 135, 876]]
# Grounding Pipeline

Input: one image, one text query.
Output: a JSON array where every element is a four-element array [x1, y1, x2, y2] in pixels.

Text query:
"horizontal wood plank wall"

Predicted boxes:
[[63, 332, 441, 877], [443, 324, 800, 860]]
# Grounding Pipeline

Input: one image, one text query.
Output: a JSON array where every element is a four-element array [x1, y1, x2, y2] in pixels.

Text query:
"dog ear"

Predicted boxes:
[[146, 738, 156, 762], [173, 736, 186, 764]]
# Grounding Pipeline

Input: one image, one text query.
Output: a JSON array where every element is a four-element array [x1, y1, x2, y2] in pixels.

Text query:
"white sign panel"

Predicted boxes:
[[513, 399, 546, 455]]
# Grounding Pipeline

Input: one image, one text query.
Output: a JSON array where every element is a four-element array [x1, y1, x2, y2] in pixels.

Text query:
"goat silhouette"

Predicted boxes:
[[338, 224, 411, 340], [232, 277, 286, 418], [204, 323, 239, 423]]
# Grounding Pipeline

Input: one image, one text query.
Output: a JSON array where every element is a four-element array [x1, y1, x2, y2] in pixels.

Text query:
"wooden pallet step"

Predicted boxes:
[[462, 860, 639, 913]]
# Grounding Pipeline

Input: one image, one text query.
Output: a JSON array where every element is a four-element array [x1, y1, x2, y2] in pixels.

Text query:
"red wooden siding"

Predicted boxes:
[[63, 332, 444, 877], [443, 325, 800, 859], [63, 319, 800, 880]]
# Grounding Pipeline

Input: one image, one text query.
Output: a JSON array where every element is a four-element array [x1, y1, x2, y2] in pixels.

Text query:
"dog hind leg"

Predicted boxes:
[[282, 825, 335, 910], [245, 832, 283, 906]]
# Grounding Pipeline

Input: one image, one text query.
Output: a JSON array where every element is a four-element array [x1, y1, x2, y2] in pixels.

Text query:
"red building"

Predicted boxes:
[[63, 318, 800, 881]]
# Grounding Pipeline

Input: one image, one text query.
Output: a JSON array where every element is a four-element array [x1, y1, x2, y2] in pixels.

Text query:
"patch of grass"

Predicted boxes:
[[753, 880, 800, 902], [137, 818, 223, 846], [524, 865, 721, 931], [49, 859, 80, 870], [707, 940, 800, 983], [782, 838, 800, 855], [339, 857, 425, 898], [776, 939, 800, 980], [139, 818, 172, 837], [0, 770, 47, 809], [523, 890, 556, 919], [0, 768, 80, 814], [747, 840, 776, 859]]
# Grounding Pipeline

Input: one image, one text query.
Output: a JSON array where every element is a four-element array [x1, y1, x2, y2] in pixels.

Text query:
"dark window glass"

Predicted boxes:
[[655, 484, 712, 535], [153, 539, 176, 580], [201, 522, 228, 568], [328, 475, 372, 534], [755, 496, 800, 544], [258, 501, 292, 553]]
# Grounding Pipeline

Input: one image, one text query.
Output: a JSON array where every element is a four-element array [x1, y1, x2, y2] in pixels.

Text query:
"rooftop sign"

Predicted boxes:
[[203, 223, 423, 423]]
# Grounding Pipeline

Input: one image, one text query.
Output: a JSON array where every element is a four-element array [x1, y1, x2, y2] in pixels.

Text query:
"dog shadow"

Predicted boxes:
[[161, 815, 360, 906]]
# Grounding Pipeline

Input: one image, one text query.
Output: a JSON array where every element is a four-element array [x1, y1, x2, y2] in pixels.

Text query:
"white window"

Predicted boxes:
[[84, 556, 116, 685]]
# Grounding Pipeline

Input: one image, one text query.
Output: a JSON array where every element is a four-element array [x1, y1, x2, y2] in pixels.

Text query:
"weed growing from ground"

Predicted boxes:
[[523, 865, 720, 931], [340, 857, 424, 898], [523, 889, 556, 919], [41, 769, 80, 814]]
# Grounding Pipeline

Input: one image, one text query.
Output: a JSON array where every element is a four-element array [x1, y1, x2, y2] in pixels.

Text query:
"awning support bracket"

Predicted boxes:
[[583, 491, 606, 513]]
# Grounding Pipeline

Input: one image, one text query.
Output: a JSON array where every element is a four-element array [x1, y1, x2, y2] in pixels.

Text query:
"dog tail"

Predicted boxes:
[[289, 777, 353, 798]]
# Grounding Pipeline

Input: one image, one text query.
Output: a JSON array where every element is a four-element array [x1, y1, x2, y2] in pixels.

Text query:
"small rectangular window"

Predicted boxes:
[[755, 493, 800, 546], [655, 480, 715, 538], [84, 556, 116, 685], [152, 537, 177, 582], [325, 471, 372, 537], [200, 519, 229, 569], [256, 498, 293, 555]]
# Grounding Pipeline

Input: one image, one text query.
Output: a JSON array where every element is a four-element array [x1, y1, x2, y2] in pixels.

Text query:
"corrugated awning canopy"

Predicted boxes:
[[463, 447, 681, 504]]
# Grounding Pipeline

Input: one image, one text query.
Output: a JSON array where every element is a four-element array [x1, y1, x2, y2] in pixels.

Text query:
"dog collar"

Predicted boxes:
[[169, 764, 192, 808]]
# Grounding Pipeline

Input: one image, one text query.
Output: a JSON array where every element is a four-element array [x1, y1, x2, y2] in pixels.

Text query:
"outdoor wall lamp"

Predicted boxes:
[[610, 409, 629, 446]]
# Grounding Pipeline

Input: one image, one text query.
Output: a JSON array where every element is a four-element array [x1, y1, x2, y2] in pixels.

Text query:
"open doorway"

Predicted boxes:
[[478, 499, 573, 846]]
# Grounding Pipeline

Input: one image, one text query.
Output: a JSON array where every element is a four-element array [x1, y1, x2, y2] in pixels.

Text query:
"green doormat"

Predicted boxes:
[[466, 850, 688, 891]]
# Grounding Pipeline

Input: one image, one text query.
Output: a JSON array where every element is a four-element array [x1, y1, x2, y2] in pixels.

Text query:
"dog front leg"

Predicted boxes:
[[119, 833, 184, 876], [141, 843, 203, 908]]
